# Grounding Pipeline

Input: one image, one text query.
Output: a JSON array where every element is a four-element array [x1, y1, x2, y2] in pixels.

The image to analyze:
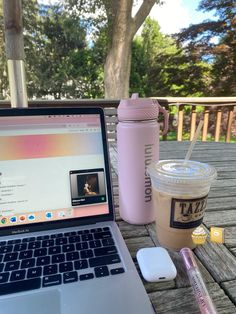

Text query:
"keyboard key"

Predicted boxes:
[[94, 266, 109, 278], [63, 271, 78, 284], [77, 229, 89, 235], [22, 237, 36, 243], [56, 238, 67, 245], [81, 234, 93, 241], [80, 249, 93, 259], [14, 243, 26, 252], [52, 254, 65, 264], [62, 244, 75, 253], [42, 239, 54, 247], [0, 263, 4, 272], [50, 233, 63, 239], [66, 251, 79, 261], [89, 240, 102, 248], [5, 261, 20, 272], [94, 231, 112, 240], [0, 272, 9, 283], [43, 274, 62, 287], [43, 264, 58, 276], [76, 242, 88, 251], [68, 236, 80, 243], [4, 252, 18, 262], [110, 267, 125, 275], [36, 256, 50, 266], [64, 231, 76, 237], [103, 227, 110, 231], [21, 258, 35, 269], [0, 245, 13, 254], [28, 241, 41, 249], [80, 273, 94, 281], [8, 239, 21, 245], [0, 241, 6, 246], [27, 267, 42, 279], [59, 262, 73, 273], [0, 278, 41, 295], [102, 238, 114, 247], [74, 259, 88, 270], [10, 269, 26, 281], [19, 250, 33, 259], [48, 246, 61, 255], [94, 246, 117, 257], [34, 248, 47, 257], [37, 235, 49, 240], [89, 254, 121, 268], [91, 228, 102, 233]]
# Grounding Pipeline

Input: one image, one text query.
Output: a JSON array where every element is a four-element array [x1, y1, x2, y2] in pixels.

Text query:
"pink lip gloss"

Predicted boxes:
[[180, 248, 217, 314]]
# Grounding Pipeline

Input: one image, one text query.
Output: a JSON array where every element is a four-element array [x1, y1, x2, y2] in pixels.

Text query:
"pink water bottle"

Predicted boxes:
[[117, 93, 168, 224]]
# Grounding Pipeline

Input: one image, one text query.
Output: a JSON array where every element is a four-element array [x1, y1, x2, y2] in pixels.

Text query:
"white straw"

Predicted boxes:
[[184, 120, 204, 162]]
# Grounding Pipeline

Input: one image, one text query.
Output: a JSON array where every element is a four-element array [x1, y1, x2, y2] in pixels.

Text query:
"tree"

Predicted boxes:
[[66, 0, 159, 99], [177, 0, 236, 96], [130, 18, 211, 97]]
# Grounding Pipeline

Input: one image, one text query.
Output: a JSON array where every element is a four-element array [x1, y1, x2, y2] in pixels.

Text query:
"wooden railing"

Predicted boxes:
[[0, 97, 235, 142], [155, 97, 236, 142]]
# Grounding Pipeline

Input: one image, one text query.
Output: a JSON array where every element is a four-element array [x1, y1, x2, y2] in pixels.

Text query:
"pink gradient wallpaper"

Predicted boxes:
[[0, 133, 103, 161]]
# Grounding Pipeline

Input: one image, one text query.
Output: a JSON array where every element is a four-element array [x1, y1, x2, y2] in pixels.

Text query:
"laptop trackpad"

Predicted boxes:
[[0, 290, 61, 314]]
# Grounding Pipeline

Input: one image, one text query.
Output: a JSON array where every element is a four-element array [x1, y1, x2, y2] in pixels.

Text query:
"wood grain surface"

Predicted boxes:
[[109, 141, 236, 313]]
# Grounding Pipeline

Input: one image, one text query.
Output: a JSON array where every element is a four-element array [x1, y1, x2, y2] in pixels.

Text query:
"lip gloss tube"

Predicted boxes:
[[180, 248, 218, 314]]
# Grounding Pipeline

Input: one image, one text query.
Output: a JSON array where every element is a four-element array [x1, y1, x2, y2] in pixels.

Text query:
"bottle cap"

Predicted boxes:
[[118, 93, 159, 121]]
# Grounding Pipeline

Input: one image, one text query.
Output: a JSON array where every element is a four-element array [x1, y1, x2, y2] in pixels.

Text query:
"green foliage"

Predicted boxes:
[[130, 18, 211, 97], [177, 0, 236, 96]]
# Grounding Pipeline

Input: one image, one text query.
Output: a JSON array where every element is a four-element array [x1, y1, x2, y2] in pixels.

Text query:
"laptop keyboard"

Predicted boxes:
[[0, 227, 125, 296]]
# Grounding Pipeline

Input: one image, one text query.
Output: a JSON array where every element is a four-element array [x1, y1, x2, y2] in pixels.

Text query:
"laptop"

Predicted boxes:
[[0, 107, 154, 314]]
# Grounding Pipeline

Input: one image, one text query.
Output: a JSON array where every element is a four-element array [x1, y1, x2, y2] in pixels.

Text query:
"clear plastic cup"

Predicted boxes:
[[147, 159, 217, 251]]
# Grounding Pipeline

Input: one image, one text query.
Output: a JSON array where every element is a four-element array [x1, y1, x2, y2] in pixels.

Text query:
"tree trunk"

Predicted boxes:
[[104, 0, 157, 99], [104, 31, 133, 99]]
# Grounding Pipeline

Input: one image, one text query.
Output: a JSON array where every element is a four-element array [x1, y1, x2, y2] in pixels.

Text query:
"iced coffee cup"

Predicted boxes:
[[147, 160, 217, 251]]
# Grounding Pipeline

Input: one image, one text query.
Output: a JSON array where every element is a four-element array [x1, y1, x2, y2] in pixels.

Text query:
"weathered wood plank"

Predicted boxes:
[[103, 107, 117, 115], [204, 210, 236, 227], [208, 187, 236, 199], [124, 236, 155, 259], [206, 197, 236, 211], [221, 280, 236, 305], [195, 240, 236, 282], [149, 283, 236, 314], [230, 248, 236, 257], [224, 227, 236, 248], [117, 221, 148, 239]]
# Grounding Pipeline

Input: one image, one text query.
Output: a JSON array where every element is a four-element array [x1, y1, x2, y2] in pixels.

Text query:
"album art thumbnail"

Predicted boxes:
[[70, 168, 107, 206]]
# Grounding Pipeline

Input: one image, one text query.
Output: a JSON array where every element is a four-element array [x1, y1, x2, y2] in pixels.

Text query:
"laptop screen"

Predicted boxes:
[[0, 109, 112, 232]]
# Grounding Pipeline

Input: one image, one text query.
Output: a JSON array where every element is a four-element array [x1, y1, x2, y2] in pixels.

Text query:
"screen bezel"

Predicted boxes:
[[0, 107, 114, 236]]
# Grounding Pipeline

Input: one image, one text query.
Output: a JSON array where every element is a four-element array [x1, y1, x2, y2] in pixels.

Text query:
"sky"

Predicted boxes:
[[38, 0, 216, 35], [134, 0, 216, 35]]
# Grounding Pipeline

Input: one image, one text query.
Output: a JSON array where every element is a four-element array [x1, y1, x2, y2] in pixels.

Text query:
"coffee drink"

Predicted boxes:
[[148, 160, 217, 251]]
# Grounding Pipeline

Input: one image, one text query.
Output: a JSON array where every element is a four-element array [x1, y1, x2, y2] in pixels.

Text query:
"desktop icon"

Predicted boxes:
[[45, 212, 53, 219], [1, 217, 7, 224], [10, 216, 17, 223], [19, 215, 26, 222], [28, 214, 35, 221], [58, 211, 65, 218]]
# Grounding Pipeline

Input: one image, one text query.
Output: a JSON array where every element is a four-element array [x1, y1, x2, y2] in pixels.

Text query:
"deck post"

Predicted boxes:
[[3, 0, 28, 107]]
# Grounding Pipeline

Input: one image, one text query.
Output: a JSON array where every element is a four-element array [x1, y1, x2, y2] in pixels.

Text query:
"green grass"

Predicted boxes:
[[162, 132, 236, 143]]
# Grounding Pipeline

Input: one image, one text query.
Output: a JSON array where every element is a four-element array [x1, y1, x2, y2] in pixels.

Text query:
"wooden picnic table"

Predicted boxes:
[[109, 140, 236, 314]]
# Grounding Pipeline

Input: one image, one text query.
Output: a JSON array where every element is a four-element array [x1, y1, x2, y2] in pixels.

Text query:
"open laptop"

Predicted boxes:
[[0, 107, 154, 314]]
